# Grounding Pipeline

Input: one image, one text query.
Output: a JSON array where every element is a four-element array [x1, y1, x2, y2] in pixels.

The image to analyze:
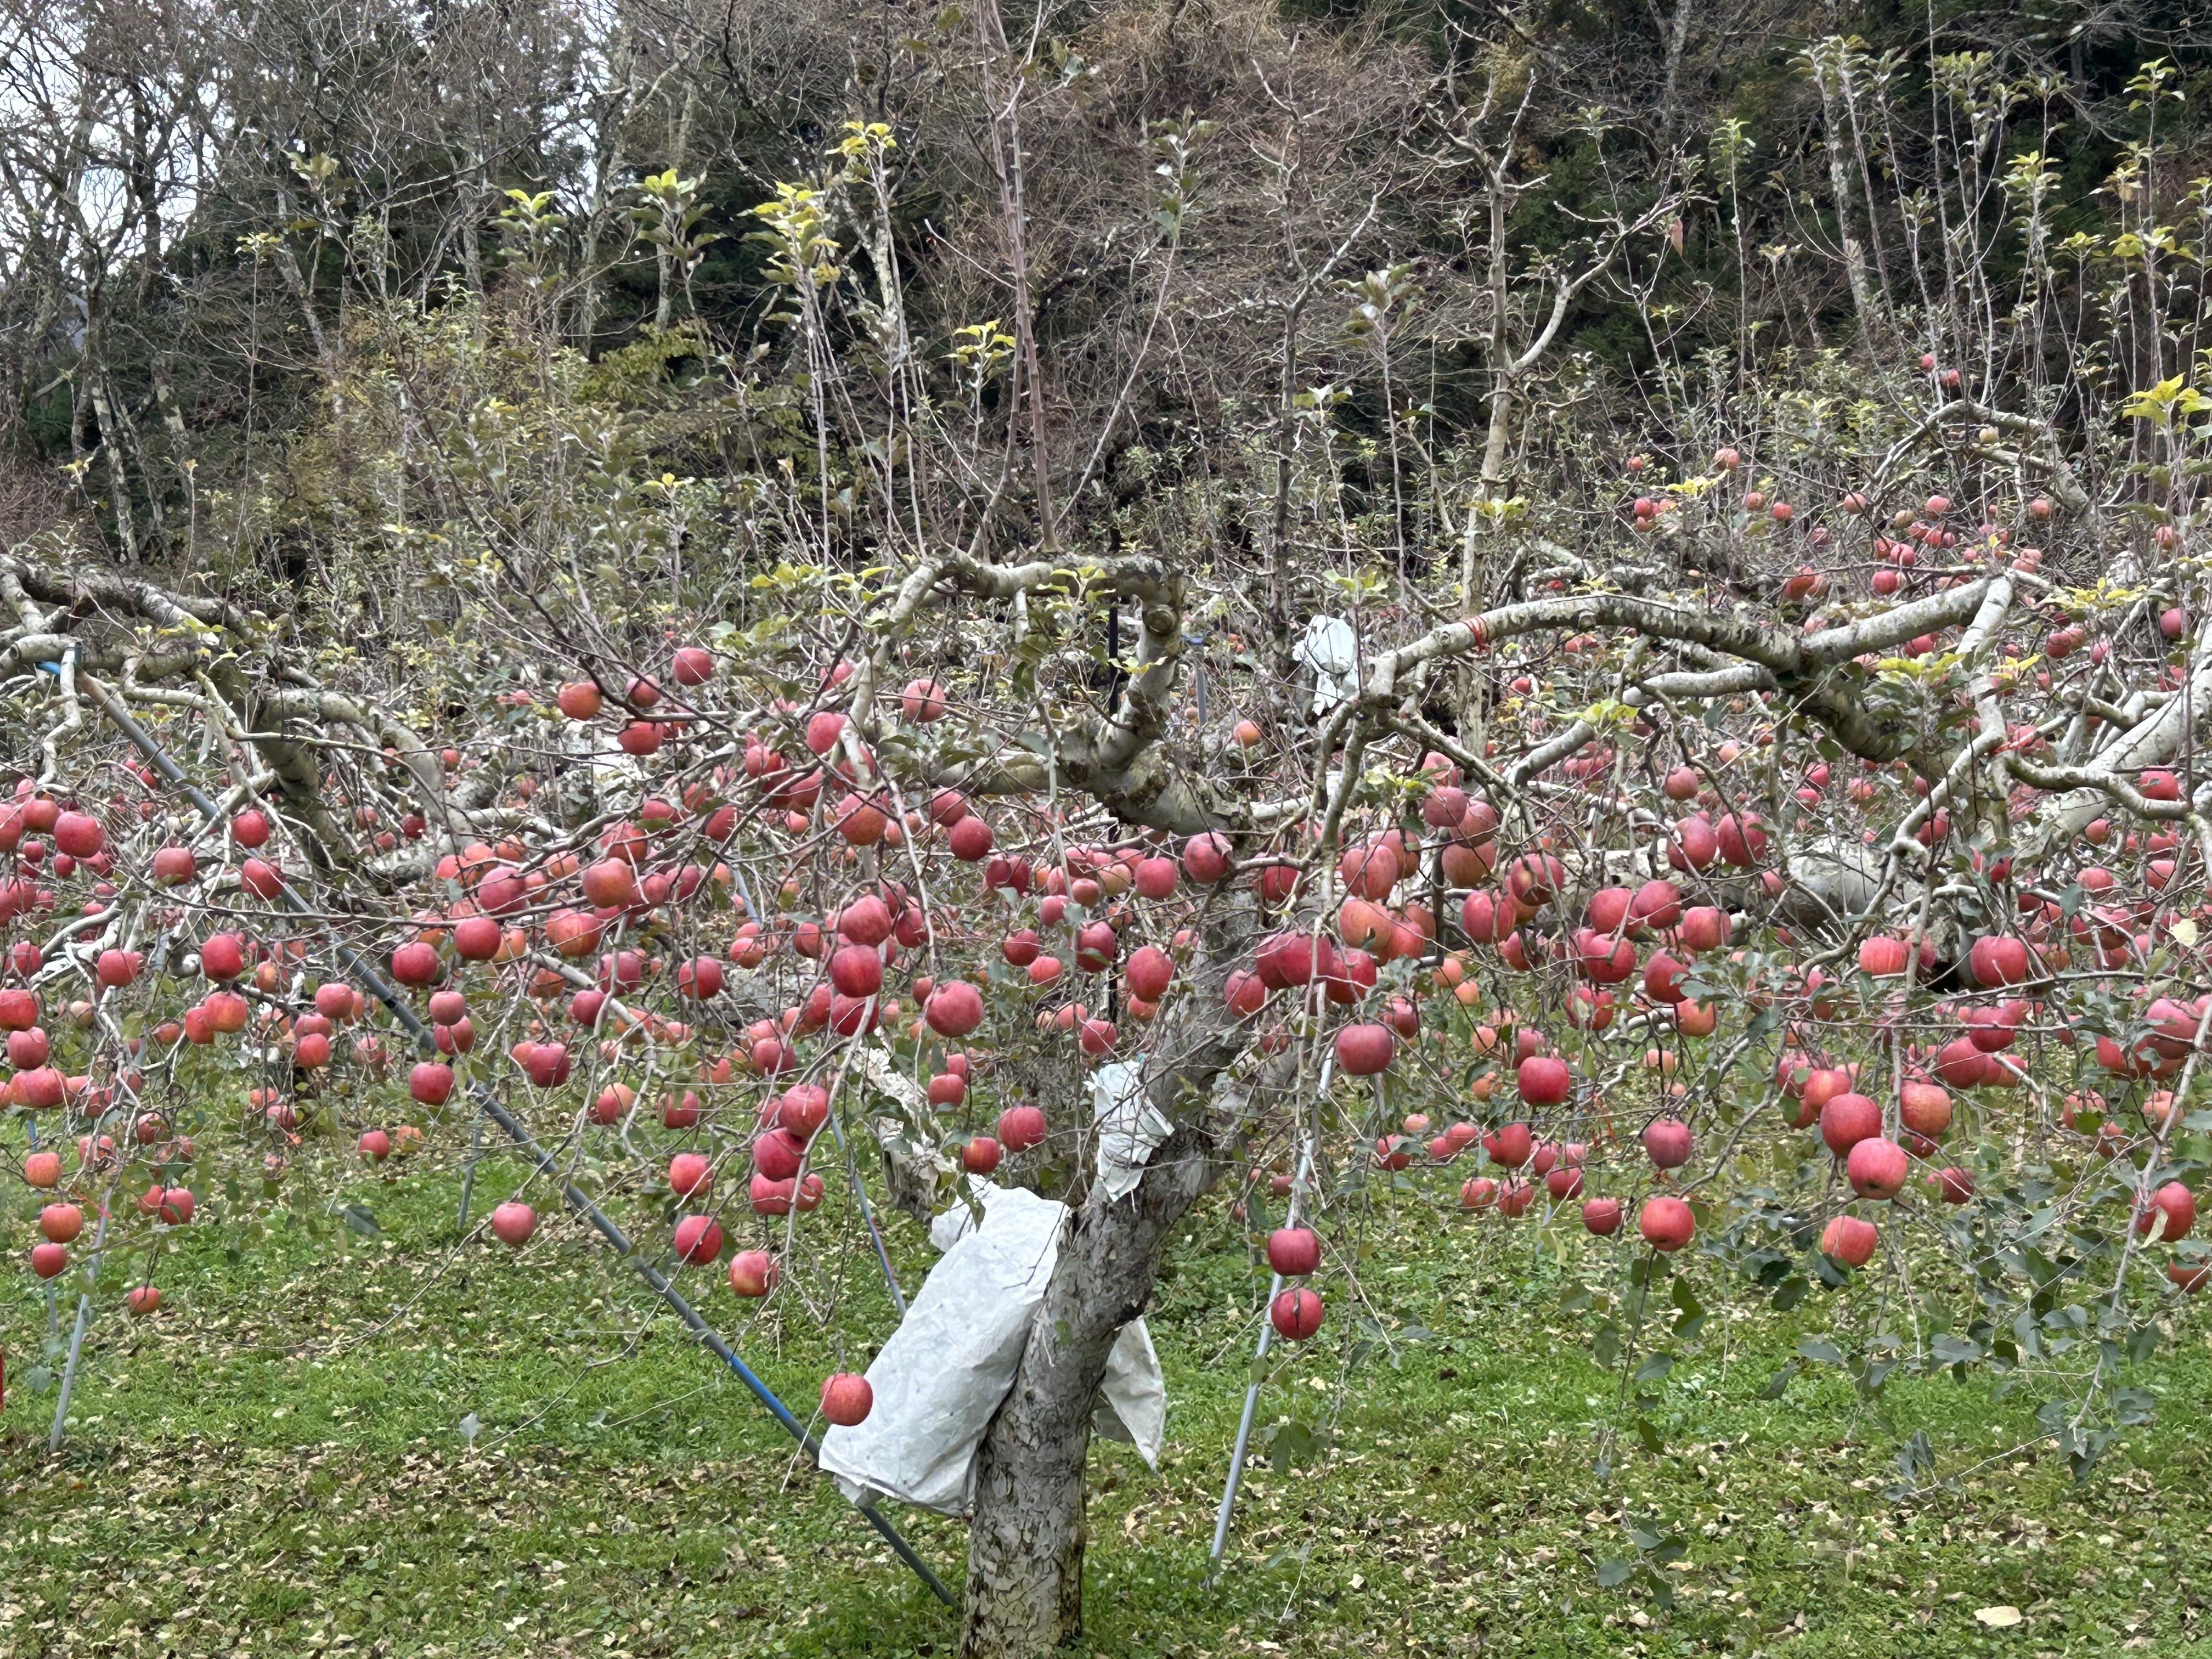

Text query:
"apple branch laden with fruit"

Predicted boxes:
[[7, 435, 2212, 1646]]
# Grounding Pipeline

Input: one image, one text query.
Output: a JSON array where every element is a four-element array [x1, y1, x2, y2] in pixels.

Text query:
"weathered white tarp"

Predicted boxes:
[[820, 1182, 1164, 1515]]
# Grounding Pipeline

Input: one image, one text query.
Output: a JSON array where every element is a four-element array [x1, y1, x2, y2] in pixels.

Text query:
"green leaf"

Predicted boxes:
[[342, 1204, 381, 1237], [1595, 1557, 1636, 1587], [1634, 1352, 1674, 1384], [1797, 1338, 1844, 1365], [1760, 1360, 1799, 1400], [1633, 1418, 1665, 1456]]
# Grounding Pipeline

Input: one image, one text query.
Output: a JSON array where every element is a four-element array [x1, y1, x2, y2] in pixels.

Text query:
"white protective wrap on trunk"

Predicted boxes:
[[819, 1181, 1165, 1515]]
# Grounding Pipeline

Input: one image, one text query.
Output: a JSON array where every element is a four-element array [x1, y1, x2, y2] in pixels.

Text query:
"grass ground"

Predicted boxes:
[[8, 1138, 2212, 1659]]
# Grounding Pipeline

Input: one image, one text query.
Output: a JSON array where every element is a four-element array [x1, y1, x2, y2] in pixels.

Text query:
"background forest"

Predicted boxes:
[[2, 0, 2204, 599]]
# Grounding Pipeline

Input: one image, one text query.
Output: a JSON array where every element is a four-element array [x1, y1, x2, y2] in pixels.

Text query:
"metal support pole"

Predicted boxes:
[[1208, 1121, 1321, 1580], [48, 1205, 107, 1452], [826, 1106, 906, 1318], [80, 675, 956, 1605]]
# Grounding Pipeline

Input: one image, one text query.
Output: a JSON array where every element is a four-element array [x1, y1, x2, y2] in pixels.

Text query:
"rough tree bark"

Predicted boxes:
[[957, 916, 1259, 1658]]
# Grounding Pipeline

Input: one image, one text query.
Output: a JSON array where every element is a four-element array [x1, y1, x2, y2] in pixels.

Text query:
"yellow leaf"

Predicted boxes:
[[1974, 1606, 2024, 1628]]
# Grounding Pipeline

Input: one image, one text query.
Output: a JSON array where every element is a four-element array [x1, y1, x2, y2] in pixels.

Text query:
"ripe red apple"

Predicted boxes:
[[1483, 1121, 1533, 1169], [358, 1129, 392, 1163], [729, 1249, 778, 1297], [1581, 1197, 1623, 1235], [997, 1105, 1046, 1152], [489, 1203, 537, 1246], [948, 815, 994, 860], [95, 948, 140, 988], [1857, 935, 1909, 975], [408, 1062, 455, 1106], [771, 1086, 828, 1142], [1125, 945, 1173, 1002], [1899, 1081, 1953, 1137], [39, 1202, 83, 1243], [1968, 934, 2032, 986], [754, 1127, 807, 1181], [821, 1372, 874, 1426], [1713, 813, 1768, 867], [1516, 1054, 1570, 1105], [1335, 1023, 1395, 1076], [53, 810, 104, 859], [1267, 1226, 1321, 1277], [1074, 921, 1118, 972], [1845, 1137, 1909, 1200], [31, 1240, 67, 1278], [900, 678, 947, 721], [829, 944, 884, 998], [2137, 1181, 2198, 1242], [1638, 1195, 1695, 1252], [390, 941, 439, 985], [670, 1153, 713, 1198], [672, 1215, 725, 1265], [1821, 1214, 1878, 1267], [1641, 1117, 1692, 1169], [1818, 1092, 1881, 1156], [926, 982, 984, 1038], [1182, 832, 1233, 883], [23, 1150, 60, 1187], [1133, 856, 1178, 899], [199, 933, 244, 979], [1269, 1287, 1324, 1341]]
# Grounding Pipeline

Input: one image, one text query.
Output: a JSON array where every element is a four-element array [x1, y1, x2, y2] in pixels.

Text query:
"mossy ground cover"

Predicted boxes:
[[7, 1141, 2212, 1658]]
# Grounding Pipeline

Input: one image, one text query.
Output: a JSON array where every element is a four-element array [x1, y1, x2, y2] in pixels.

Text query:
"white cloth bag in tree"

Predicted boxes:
[[820, 1182, 1165, 1515]]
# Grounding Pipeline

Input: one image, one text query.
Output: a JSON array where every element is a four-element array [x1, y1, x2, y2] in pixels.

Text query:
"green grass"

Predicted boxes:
[[9, 1135, 2212, 1657]]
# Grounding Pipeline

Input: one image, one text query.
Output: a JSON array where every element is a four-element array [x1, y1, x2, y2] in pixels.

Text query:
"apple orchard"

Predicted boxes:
[[8, 425, 2212, 1650]]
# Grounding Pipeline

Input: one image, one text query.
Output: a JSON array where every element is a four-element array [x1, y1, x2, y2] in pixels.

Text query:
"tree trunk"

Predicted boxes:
[[1812, 44, 1879, 336], [1461, 380, 1514, 607], [957, 928, 1257, 1658]]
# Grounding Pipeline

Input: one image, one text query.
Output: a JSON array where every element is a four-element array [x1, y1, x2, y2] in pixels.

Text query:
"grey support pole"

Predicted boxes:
[[48, 1202, 108, 1452], [1208, 1127, 1320, 1579]]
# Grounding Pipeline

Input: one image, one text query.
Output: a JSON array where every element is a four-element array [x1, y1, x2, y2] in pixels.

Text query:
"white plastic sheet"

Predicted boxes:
[[820, 1182, 1165, 1515], [1295, 614, 1359, 716], [1092, 1060, 1171, 1200]]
